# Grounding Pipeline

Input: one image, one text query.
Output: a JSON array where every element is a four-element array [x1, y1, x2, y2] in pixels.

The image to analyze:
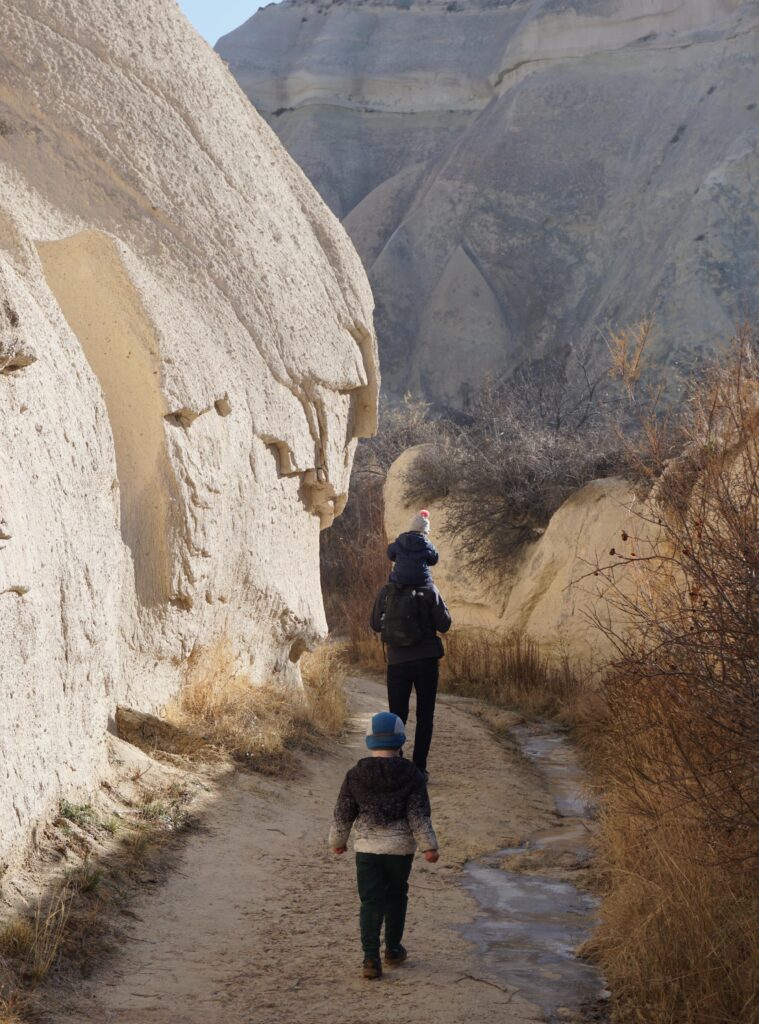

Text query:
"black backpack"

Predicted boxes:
[[381, 585, 426, 647]]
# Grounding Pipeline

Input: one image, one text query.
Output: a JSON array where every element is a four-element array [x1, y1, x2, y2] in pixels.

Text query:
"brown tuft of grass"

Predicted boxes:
[[0, 891, 70, 984], [441, 628, 584, 720], [0, 985, 35, 1024], [299, 643, 349, 736], [588, 800, 759, 1024], [166, 639, 348, 775]]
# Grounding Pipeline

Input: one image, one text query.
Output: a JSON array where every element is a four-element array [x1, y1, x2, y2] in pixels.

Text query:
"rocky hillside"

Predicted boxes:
[[219, 0, 759, 406], [0, 0, 377, 870]]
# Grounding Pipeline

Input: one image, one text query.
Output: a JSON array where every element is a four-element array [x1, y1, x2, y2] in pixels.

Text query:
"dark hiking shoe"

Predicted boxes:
[[384, 945, 408, 966], [362, 957, 383, 979]]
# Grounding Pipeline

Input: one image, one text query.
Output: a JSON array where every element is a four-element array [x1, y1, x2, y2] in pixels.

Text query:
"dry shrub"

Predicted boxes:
[[321, 473, 387, 668], [406, 339, 649, 575], [442, 628, 583, 719], [590, 331, 759, 1024], [167, 639, 348, 774]]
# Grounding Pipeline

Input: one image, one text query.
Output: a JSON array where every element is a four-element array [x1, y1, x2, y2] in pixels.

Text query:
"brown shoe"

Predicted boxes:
[[384, 945, 408, 966], [362, 957, 383, 979]]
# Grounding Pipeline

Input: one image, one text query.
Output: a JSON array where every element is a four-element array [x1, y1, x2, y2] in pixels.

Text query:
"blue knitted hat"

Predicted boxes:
[[365, 711, 406, 750]]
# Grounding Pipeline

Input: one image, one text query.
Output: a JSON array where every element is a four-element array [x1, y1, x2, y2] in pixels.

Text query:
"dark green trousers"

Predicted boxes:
[[355, 852, 414, 958]]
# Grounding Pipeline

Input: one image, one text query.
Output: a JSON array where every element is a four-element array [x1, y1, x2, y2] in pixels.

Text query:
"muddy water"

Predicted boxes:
[[461, 723, 608, 1021]]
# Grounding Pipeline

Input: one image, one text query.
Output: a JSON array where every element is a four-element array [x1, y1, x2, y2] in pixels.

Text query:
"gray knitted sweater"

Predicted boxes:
[[329, 757, 438, 855]]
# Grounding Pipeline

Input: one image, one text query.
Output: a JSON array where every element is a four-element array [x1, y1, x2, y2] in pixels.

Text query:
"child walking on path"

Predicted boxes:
[[388, 509, 439, 586], [329, 712, 440, 979]]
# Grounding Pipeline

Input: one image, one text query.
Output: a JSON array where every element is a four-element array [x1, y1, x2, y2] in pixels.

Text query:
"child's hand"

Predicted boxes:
[[331, 846, 347, 855], [423, 849, 440, 863]]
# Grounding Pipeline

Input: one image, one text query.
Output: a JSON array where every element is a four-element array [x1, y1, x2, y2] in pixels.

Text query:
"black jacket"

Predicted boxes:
[[387, 531, 440, 585], [370, 582, 452, 665]]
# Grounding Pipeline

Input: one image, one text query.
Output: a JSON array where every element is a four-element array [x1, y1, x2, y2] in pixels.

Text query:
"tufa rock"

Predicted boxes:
[[384, 446, 659, 668], [0, 0, 377, 871]]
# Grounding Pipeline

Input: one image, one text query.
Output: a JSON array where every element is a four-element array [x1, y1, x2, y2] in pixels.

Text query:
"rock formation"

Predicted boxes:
[[0, 0, 377, 870], [219, 0, 759, 406], [385, 447, 655, 666]]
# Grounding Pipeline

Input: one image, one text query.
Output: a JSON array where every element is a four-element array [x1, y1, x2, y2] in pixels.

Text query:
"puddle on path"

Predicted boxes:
[[460, 723, 608, 1021]]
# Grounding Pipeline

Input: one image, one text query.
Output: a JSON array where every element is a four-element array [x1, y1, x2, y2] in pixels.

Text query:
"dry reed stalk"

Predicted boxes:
[[0, 889, 70, 984], [442, 627, 583, 720]]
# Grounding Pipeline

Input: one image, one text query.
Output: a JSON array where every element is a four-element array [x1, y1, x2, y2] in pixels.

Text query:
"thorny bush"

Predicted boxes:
[[404, 326, 671, 576], [588, 328, 759, 1024]]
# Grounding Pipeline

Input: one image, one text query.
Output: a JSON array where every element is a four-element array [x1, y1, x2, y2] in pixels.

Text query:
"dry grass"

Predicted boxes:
[[166, 639, 349, 775], [587, 332, 759, 1024], [0, 986, 33, 1024], [442, 627, 584, 720], [342, 634, 386, 673], [299, 643, 349, 735], [588, 796, 759, 1024], [0, 777, 200, 1016], [0, 891, 70, 985]]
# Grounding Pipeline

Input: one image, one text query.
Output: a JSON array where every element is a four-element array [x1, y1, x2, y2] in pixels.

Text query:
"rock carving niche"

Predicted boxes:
[[37, 231, 177, 607]]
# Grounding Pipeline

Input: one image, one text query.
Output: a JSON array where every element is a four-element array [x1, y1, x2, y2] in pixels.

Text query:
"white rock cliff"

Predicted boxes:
[[220, 0, 759, 406], [0, 0, 378, 872]]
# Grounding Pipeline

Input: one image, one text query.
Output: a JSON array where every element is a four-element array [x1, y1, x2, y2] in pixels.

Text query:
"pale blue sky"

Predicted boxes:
[[177, 1, 268, 45]]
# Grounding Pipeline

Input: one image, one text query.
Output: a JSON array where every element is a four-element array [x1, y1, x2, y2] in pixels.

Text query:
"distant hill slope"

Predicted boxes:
[[219, 0, 759, 406]]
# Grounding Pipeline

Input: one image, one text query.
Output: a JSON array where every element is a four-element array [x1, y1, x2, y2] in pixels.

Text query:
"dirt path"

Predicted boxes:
[[55, 676, 557, 1024]]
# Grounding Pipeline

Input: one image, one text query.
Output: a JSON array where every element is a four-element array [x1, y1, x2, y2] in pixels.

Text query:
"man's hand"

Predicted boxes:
[[423, 849, 440, 863], [331, 846, 347, 855]]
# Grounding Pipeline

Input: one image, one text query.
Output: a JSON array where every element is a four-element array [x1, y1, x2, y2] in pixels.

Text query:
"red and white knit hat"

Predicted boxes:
[[409, 509, 430, 534]]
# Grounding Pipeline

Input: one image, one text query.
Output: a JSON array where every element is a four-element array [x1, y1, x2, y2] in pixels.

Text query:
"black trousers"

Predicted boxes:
[[356, 852, 414, 958], [386, 658, 439, 773]]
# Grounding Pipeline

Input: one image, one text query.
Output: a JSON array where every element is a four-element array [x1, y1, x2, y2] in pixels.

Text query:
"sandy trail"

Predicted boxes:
[[56, 676, 557, 1024]]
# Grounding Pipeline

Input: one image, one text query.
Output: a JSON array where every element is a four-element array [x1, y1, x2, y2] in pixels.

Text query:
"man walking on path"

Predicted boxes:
[[370, 580, 452, 779]]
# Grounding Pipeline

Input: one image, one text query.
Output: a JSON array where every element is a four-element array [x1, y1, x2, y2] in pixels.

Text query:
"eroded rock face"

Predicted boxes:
[[0, 0, 377, 870], [385, 447, 656, 667], [220, 0, 759, 406]]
